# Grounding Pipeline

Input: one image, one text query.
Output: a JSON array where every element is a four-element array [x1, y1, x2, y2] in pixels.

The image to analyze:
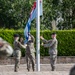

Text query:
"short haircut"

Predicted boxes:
[[51, 32, 56, 35], [14, 34, 19, 37]]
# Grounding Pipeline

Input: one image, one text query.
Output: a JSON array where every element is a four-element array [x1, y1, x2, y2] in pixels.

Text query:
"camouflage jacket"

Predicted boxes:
[[42, 38, 58, 55], [26, 34, 35, 54]]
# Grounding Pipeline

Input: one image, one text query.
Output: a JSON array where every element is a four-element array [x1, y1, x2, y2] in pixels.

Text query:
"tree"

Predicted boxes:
[[57, 0, 75, 29], [0, 0, 75, 30], [0, 0, 34, 29]]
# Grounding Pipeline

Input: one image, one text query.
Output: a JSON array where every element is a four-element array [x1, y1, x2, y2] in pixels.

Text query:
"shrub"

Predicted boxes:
[[0, 29, 75, 56]]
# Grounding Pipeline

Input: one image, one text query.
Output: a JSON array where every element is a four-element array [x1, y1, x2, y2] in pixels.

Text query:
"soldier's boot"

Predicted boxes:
[[32, 62, 34, 71], [31, 59, 35, 72], [32, 67, 35, 71], [27, 68, 30, 71], [14, 61, 19, 72], [52, 67, 55, 71], [51, 65, 55, 71], [27, 64, 30, 71], [14, 69, 18, 72], [14, 67, 18, 72]]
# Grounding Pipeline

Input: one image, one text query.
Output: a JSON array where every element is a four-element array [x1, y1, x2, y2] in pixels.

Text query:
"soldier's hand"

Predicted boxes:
[[18, 41, 21, 45], [20, 37, 23, 42], [18, 41, 20, 44], [28, 32, 30, 35], [40, 36, 44, 40]]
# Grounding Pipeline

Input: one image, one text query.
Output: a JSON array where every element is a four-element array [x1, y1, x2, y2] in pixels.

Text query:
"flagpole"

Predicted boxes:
[[36, 0, 40, 71]]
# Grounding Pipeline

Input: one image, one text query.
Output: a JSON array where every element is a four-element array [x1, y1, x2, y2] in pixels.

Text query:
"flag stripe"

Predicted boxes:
[[24, 0, 43, 44]]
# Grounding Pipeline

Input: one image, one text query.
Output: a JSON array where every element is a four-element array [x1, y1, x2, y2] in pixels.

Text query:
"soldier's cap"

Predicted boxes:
[[51, 32, 56, 35], [14, 34, 19, 37]]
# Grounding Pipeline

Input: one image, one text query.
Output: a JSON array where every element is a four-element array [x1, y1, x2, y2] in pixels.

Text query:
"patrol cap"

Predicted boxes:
[[51, 32, 56, 35], [14, 34, 19, 37]]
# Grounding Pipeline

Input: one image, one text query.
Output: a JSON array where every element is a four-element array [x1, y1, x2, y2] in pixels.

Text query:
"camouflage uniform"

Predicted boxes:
[[25, 34, 35, 71], [42, 38, 58, 71], [13, 40, 21, 72]]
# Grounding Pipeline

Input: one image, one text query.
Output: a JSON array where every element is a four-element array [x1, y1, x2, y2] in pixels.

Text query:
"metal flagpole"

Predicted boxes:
[[36, 0, 40, 71]]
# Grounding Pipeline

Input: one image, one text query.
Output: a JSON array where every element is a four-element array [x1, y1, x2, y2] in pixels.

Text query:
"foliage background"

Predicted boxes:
[[0, 0, 75, 30], [0, 29, 75, 56]]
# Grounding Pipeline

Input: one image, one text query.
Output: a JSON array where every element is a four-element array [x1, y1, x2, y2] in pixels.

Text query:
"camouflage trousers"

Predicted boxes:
[[50, 54, 57, 71], [25, 53, 35, 71], [13, 50, 21, 72]]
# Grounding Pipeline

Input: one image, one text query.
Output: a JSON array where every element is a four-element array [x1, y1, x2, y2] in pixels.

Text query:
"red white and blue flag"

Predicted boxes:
[[24, 0, 43, 43]]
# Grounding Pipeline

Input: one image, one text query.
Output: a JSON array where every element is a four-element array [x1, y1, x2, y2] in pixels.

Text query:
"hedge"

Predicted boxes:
[[0, 29, 75, 56]]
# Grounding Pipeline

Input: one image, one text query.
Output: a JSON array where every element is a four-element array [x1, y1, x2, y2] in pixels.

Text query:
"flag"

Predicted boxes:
[[24, 18, 31, 43], [30, 1, 36, 21], [24, 0, 43, 44]]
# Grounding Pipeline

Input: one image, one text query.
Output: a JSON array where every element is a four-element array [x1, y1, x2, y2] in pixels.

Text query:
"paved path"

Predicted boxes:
[[0, 64, 74, 75]]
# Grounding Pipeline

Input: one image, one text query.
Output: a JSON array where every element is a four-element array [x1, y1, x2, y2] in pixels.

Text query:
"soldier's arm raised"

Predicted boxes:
[[30, 34, 35, 42], [40, 36, 48, 43]]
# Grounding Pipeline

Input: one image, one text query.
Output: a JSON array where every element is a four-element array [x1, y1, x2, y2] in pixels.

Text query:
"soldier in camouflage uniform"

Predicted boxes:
[[13, 34, 25, 72], [25, 34, 35, 71], [40, 33, 58, 71]]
